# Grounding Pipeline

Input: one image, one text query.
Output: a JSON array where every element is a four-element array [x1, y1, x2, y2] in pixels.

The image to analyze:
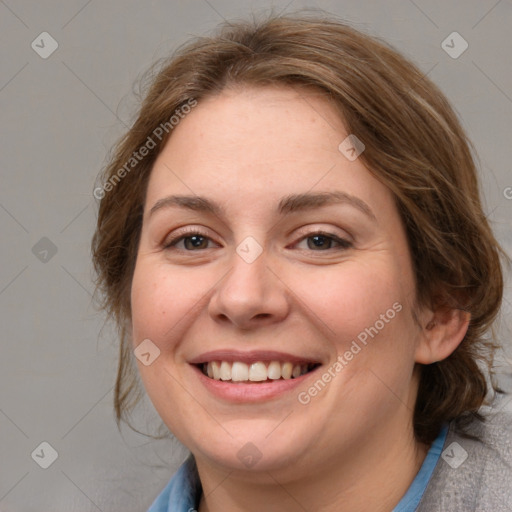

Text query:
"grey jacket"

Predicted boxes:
[[418, 399, 512, 511]]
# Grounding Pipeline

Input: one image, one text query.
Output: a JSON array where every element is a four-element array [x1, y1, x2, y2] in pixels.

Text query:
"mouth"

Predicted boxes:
[[197, 360, 321, 383], [188, 350, 324, 402]]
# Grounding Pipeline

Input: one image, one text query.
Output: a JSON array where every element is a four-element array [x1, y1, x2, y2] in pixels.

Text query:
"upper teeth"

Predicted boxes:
[[203, 361, 311, 381]]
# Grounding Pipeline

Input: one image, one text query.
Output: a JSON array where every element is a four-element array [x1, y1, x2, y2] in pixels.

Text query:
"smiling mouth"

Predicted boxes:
[[198, 360, 320, 383]]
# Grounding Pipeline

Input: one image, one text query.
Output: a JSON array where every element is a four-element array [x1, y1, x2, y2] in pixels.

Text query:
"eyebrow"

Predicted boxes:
[[149, 191, 376, 221]]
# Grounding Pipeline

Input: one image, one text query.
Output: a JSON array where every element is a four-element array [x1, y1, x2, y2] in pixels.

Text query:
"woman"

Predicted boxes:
[[91, 13, 512, 512]]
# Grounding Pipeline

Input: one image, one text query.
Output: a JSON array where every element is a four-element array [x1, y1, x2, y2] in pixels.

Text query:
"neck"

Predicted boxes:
[[196, 419, 430, 512]]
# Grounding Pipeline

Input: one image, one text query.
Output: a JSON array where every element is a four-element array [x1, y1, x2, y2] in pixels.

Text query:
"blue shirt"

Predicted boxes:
[[147, 424, 449, 512]]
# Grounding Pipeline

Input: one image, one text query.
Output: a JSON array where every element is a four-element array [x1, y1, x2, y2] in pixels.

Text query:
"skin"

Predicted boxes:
[[130, 86, 469, 511]]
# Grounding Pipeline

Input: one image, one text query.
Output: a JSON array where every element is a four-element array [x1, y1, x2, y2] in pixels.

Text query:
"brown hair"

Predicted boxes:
[[91, 12, 508, 445]]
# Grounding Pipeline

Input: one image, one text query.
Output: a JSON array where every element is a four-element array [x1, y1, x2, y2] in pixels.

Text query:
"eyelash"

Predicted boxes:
[[162, 228, 353, 253]]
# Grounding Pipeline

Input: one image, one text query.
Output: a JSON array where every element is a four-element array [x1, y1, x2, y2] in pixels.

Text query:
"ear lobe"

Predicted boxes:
[[415, 308, 471, 364]]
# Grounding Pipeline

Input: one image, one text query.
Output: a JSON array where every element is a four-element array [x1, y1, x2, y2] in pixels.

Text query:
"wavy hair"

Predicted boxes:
[[91, 12, 508, 445]]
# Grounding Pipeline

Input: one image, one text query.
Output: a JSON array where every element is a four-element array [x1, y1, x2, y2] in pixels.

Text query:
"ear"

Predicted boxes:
[[414, 306, 471, 364]]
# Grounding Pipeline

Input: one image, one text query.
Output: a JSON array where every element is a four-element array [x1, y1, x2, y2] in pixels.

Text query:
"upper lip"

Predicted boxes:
[[188, 350, 323, 365]]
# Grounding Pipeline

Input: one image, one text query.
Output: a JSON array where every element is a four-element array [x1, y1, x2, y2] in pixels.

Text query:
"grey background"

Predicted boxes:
[[1, 0, 511, 510]]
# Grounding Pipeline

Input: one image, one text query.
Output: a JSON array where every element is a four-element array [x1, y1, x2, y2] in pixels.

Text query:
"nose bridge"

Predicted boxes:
[[208, 238, 288, 328]]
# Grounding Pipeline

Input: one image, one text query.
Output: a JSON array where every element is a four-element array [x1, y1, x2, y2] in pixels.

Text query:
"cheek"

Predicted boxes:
[[294, 257, 418, 383], [293, 259, 407, 337], [130, 259, 214, 351], [130, 262, 180, 346]]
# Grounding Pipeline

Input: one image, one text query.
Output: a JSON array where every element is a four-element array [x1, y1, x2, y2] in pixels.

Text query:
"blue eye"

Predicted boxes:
[[294, 232, 352, 251], [162, 230, 352, 253], [163, 231, 214, 251]]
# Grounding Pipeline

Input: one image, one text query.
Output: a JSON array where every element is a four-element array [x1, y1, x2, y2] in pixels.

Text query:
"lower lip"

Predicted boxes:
[[191, 365, 319, 403]]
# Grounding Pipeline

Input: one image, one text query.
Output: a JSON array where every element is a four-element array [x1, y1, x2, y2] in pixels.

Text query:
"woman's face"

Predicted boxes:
[[131, 86, 427, 478]]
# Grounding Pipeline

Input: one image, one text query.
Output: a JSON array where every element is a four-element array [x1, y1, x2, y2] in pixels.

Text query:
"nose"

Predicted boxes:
[[208, 245, 290, 330]]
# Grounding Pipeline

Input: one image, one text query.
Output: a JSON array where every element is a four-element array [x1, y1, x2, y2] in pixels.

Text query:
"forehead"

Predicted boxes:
[[145, 85, 393, 216]]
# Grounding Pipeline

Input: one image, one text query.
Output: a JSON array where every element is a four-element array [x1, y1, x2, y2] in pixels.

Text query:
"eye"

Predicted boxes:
[[162, 229, 352, 253], [162, 229, 218, 251], [293, 231, 353, 251]]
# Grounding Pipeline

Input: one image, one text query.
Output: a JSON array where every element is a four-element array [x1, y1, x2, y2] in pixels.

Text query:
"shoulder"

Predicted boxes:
[[147, 455, 201, 512], [418, 394, 512, 511]]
